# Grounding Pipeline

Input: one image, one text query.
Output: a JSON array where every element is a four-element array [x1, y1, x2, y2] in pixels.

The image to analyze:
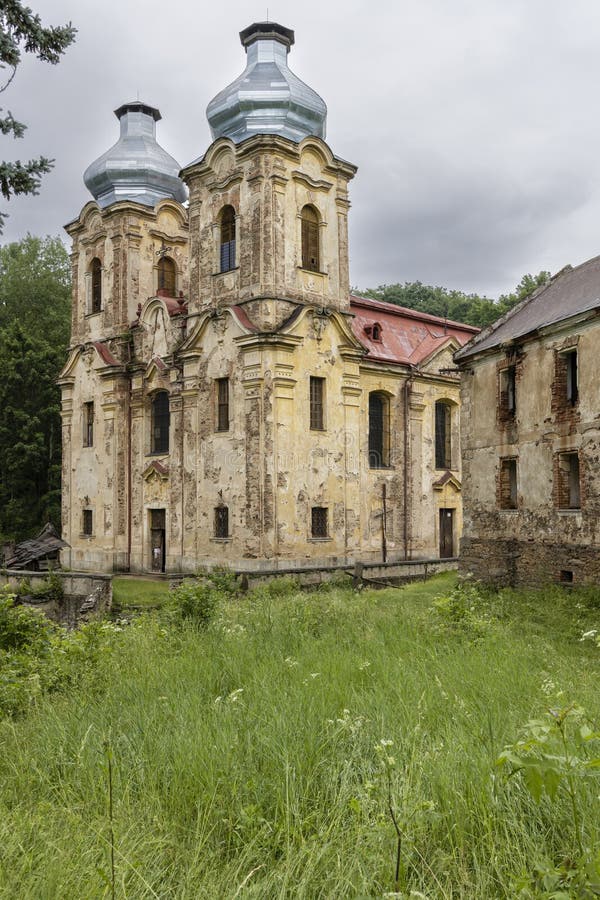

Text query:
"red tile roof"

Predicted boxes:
[[92, 341, 121, 367], [349, 295, 478, 367]]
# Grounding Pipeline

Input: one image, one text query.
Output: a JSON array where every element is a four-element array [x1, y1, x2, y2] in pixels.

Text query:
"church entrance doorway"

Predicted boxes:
[[439, 508, 454, 558], [150, 509, 166, 572]]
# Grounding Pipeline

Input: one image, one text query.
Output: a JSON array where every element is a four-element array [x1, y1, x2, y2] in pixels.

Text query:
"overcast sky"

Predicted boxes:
[[4, 0, 600, 298]]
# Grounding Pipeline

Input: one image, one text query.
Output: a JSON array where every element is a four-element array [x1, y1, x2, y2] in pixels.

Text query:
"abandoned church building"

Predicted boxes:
[[59, 22, 477, 574], [455, 260, 600, 587]]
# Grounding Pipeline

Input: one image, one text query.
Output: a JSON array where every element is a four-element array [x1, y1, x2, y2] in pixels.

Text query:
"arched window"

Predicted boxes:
[[151, 391, 170, 454], [90, 258, 102, 313], [435, 400, 452, 469], [157, 256, 176, 296], [220, 205, 236, 272], [372, 323, 382, 342], [301, 205, 320, 272], [368, 392, 390, 468]]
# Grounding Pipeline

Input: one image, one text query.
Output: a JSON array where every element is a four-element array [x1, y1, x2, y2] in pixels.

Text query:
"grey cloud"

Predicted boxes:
[[4, 0, 600, 300]]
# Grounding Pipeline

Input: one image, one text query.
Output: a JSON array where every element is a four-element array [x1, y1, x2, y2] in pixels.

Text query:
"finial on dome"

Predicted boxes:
[[83, 101, 187, 209], [206, 22, 327, 145]]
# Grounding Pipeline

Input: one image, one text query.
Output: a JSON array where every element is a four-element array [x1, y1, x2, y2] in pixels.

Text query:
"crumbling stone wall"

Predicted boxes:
[[459, 320, 600, 586]]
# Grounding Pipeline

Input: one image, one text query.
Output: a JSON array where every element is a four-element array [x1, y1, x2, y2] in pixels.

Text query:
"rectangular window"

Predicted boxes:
[[565, 350, 578, 404], [83, 401, 94, 447], [82, 509, 93, 535], [435, 402, 451, 469], [498, 458, 518, 509], [309, 377, 325, 430], [216, 378, 230, 432], [214, 506, 229, 538], [557, 452, 581, 509], [311, 506, 328, 538]]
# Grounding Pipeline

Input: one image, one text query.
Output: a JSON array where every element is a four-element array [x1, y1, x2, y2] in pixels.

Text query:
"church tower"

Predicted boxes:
[[182, 23, 356, 329]]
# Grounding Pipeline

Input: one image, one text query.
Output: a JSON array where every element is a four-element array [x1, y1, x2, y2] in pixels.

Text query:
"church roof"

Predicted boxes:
[[84, 101, 187, 209], [350, 295, 478, 367], [206, 22, 327, 145], [455, 255, 600, 361]]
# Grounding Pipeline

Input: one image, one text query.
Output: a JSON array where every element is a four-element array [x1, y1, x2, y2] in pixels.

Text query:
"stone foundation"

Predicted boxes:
[[459, 537, 600, 587]]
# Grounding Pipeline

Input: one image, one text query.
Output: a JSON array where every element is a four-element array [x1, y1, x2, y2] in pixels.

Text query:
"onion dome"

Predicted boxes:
[[206, 22, 327, 144], [83, 101, 187, 208]]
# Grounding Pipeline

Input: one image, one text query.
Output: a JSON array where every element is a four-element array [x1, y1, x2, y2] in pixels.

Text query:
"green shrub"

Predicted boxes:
[[430, 580, 491, 638], [165, 579, 220, 627], [0, 587, 56, 652]]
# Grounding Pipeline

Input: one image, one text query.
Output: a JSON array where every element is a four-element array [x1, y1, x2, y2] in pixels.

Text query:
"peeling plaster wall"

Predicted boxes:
[[459, 319, 600, 586], [61, 137, 465, 573]]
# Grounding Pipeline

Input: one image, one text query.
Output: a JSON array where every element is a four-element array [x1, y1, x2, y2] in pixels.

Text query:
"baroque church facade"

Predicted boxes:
[[59, 22, 477, 574]]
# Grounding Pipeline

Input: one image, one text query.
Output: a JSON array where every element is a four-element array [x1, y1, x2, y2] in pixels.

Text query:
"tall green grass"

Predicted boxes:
[[0, 574, 598, 898]]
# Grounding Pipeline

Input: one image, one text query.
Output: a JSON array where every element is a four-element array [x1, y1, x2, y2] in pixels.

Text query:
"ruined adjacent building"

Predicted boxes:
[[455, 259, 600, 586], [59, 22, 477, 574]]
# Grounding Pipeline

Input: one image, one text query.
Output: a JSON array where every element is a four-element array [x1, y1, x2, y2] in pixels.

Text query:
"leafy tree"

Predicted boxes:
[[361, 271, 550, 329], [0, 235, 70, 541], [0, 234, 70, 344], [0, 3, 76, 231]]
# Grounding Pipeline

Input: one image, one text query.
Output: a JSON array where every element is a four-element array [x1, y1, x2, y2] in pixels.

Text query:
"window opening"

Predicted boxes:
[[216, 377, 230, 432], [301, 205, 320, 272], [83, 509, 93, 536], [499, 458, 518, 509], [311, 506, 328, 538], [560, 569, 574, 584], [151, 391, 170, 453], [220, 206, 236, 273], [435, 401, 452, 469], [214, 506, 229, 538], [565, 350, 578, 404], [310, 376, 325, 430], [91, 258, 102, 313], [157, 256, 176, 296], [368, 392, 389, 468], [83, 401, 94, 447]]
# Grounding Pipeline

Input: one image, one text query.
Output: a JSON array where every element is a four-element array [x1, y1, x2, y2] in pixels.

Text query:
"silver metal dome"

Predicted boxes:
[[83, 101, 187, 208], [206, 23, 327, 144]]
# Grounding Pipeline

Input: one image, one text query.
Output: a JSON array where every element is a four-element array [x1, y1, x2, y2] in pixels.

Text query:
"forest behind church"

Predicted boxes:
[[0, 233, 547, 543]]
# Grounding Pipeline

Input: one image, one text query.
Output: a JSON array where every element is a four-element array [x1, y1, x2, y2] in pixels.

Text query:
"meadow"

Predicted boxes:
[[0, 573, 599, 898]]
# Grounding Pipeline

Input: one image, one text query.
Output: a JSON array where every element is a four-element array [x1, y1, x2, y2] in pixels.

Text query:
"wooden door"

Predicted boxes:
[[439, 508, 454, 558]]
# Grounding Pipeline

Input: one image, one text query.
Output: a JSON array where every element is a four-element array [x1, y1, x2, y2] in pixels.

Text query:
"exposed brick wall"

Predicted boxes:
[[552, 450, 584, 509], [497, 457, 517, 509], [496, 353, 524, 431], [551, 345, 580, 432]]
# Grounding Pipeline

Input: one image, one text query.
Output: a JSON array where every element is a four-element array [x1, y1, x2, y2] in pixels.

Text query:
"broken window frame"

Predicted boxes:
[[498, 457, 518, 510], [499, 365, 517, 417], [557, 451, 581, 510], [564, 349, 578, 405]]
